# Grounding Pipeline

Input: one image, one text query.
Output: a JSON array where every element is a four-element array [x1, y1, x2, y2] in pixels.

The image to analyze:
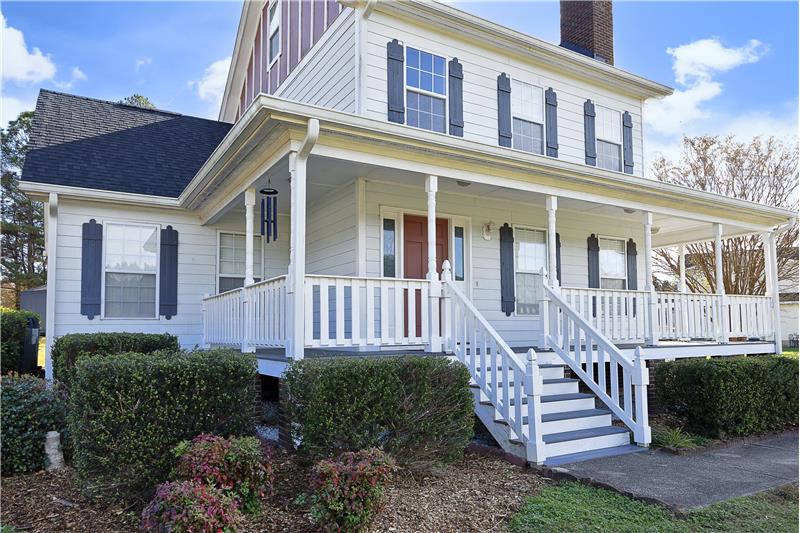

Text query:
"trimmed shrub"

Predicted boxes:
[[69, 349, 257, 501], [140, 480, 243, 532], [172, 433, 274, 514], [1, 374, 66, 475], [309, 448, 395, 532], [283, 356, 473, 471], [51, 332, 179, 387], [1, 307, 41, 374], [654, 356, 798, 438]]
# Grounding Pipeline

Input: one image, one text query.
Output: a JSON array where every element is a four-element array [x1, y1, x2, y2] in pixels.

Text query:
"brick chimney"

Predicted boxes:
[[560, 0, 614, 65]]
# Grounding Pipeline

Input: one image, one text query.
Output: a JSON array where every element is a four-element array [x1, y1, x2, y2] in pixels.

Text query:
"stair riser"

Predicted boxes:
[[541, 414, 612, 435], [541, 397, 596, 414], [542, 381, 579, 395], [545, 432, 631, 457]]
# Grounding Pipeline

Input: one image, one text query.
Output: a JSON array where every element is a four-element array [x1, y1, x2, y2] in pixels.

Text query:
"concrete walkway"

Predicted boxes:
[[548, 430, 798, 510]]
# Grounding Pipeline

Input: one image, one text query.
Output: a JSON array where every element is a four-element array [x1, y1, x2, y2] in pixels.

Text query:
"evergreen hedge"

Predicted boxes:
[[654, 356, 798, 438], [69, 349, 257, 501], [1, 307, 41, 374], [283, 356, 474, 472]]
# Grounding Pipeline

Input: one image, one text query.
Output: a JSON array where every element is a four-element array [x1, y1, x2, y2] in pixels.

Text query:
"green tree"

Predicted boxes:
[[1, 111, 46, 308], [118, 93, 156, 109]]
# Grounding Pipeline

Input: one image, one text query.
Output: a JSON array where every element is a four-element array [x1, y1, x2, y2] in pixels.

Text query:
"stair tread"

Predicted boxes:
[[543, 425, 629, 444], [541, 392, 594, 403], [541, 408, 611, 422], [543, 444, 647, 467]]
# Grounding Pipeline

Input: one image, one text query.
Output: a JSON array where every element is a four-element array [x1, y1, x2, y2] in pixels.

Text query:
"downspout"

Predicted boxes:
[[287, 119, 320, 360]]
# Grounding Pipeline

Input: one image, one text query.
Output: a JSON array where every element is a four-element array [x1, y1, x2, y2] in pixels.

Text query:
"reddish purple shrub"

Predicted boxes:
[[140, 480, 242, 532], [172, 433, 274, 514], [309, 448, 396, 532]]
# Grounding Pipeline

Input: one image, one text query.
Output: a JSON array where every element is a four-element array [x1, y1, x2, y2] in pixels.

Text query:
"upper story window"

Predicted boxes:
[[218, 232, 262, 292], [406, 47, 446, 133], [511, 80, 544, 155], [104, 223, 158, 318], [515, 227, 547, 315], [268, 0, 281, 65], [599, 236, 626, 289], [596, 106, 622, 172]]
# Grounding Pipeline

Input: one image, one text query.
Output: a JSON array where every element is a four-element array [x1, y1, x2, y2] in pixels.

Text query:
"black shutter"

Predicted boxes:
[[500, 223, 515, 316], [622, 111, 634, 174], [387, 39, 404, 124], [584, 99, 597, 166], [626, 238, 638, 290], [545, 88, 559, 157], [555, 232, 562, 284], [80, 219, 103, 319], [588, 233, 600, 316], [497, 73, 512, 147], [448, 58, 464, 137], [160, 225, 179, 319]]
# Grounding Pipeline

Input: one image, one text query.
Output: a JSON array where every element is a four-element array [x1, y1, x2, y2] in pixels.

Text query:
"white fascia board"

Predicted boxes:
[[20, 181, 183, 209]]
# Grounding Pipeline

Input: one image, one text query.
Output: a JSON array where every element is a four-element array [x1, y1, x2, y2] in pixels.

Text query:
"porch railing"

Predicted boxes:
[[203, 287, 244, 346], [560, 288, 648, 343], [304, 275, 431, 348]]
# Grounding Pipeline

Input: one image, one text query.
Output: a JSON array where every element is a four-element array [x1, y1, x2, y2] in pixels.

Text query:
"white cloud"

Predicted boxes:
[[191, 57, 231, 106], [1, 95, 36, 128], [54, 66, 88, 90], [1, 11, 56, 84], [135, 57, 152, 73]]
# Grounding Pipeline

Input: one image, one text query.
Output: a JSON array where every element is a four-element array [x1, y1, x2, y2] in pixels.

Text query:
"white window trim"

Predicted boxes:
[[403, 44, 448, 134], [100, 221, 161, 320], [598, 234, 628, 289], [216, 230, 265, 293], [512, 224, 548, 316], [509, 78, 546, 156], [267, 0, 281, 68]]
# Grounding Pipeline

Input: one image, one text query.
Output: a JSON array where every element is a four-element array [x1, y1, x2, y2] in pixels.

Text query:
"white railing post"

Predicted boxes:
[[425, 175, 442, 352], [202, 293, 211, 349], [537, 268, 550, 349], [714, 223, 728, 344], [441, 260, 454, 353], [524, 349, 546, 464], [632, 347, 651, 446], [643, 212, 659, 346], [241, 289, 254, 353], [546, 196, 559, 288]]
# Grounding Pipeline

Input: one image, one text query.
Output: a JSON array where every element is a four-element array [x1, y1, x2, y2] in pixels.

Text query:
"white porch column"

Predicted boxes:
[[643, 212, 658, 346], [546, 196, 558, 288], [287, 153, 308, 359], [244, 188, 256, 286], [714, 223, 728, 343], [426, 175, 442, 352], [763, 231, 782, 353], [678, 244, 687, 293]]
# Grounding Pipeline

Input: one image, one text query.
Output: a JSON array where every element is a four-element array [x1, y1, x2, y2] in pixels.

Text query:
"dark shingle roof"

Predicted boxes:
[[21, 90, 232, 198]]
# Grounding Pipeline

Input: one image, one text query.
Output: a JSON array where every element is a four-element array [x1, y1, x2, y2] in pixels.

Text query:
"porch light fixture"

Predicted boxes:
[[456, 180, 471, 188], [260, 181, 279, 243], [623, 208, 637, 214], [482, 222, 496, 241]]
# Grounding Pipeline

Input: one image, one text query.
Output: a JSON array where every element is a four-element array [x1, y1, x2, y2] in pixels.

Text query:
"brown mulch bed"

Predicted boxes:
[[2, 451, 545, 533]]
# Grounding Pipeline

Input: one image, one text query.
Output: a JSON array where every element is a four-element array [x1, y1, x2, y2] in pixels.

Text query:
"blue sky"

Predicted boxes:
[[2, 1, 797, 167]]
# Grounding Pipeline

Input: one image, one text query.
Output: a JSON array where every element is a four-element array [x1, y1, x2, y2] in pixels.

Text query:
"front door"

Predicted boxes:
[[403, 215, 448, 338]]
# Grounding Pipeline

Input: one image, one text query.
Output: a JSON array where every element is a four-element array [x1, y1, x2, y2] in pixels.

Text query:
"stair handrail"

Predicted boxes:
[[540, 269, 651, 446], [441, 261, 545, 463]]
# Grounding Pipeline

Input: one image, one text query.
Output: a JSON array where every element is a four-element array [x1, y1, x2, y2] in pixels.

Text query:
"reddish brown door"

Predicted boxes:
[[403, 215, 449, 337]]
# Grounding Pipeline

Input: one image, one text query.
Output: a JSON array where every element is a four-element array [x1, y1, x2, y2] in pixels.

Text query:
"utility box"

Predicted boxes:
[[20, 315, 40, 375]]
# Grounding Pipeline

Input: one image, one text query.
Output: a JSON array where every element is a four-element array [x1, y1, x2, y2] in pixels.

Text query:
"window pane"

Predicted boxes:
[[512, 118, 543, 155], [596, 106, 622, 143], [515, 228, 546, 272], [383, 219, 396, 277], [220, 276, 245, 292], [269, 31, 280, 62], [454, 226, 465, 281], [105, 225, 157, 272], [597, 140, 621, 171], [406, 47, 419, 68], [511, 80, 543, 123], [105, 273, 156, 318], [405, 47, 447, 97], [516, 272, 541, 315], [601, 278, 626, 290], [599, 238, 626, 279], [406, 91, 446, 133], [218, 233, 262, 276]]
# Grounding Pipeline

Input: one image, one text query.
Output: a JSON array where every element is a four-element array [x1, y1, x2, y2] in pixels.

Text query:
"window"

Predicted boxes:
[[511, 80, 544, 154], [596, 105, 622, 171], [104, 223, 158, 318], [599, 237, 626, 290], [218, 233, 262, 292], [268, 0, 280, 65], [515, 227, 547, 315], [405, 47, 446, 133], [382, 219, 396, 277], [453, 226, 465, 281]]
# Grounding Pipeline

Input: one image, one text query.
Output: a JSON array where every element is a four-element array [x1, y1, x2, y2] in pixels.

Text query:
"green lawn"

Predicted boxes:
[[509, 482, 798, 533]]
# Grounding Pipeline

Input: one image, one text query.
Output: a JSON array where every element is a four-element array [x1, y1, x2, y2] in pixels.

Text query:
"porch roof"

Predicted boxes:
[[182, 95, 795, 240]]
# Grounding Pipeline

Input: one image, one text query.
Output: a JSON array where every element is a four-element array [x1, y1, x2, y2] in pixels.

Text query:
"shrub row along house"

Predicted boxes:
[[21, 0, 794, 466]]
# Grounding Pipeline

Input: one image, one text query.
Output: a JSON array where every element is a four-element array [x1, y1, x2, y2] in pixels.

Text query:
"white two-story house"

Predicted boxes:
[[21, 0, 795, 466]]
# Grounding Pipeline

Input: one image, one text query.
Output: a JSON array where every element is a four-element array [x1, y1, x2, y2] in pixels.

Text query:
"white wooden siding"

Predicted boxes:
[[306, 181, 358, 275], [363, 12, 645, 177], [363, 181, 647, 346], [275, 9, 357, 112]]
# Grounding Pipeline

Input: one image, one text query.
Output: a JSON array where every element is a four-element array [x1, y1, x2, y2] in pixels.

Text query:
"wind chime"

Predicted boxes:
[[260, 180, 278, 243]]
